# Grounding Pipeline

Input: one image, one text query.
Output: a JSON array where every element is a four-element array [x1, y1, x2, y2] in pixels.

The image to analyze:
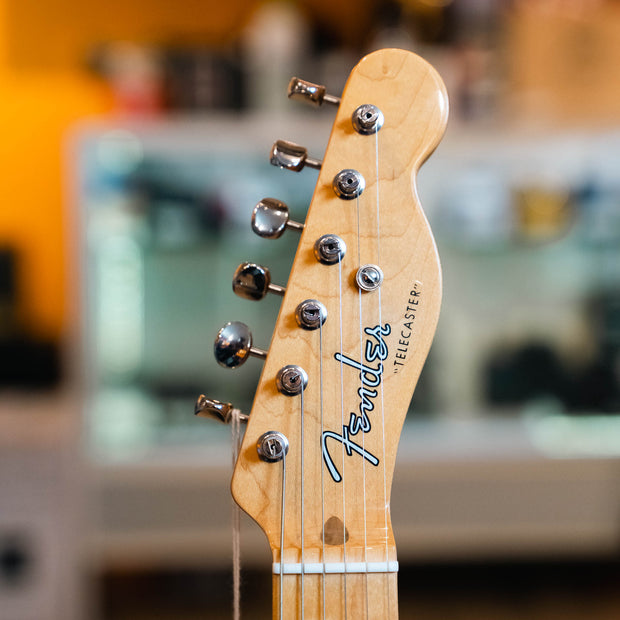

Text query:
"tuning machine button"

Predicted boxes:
[[287, 77, 341, 107], [233, 262, 285, 301], [194, 395, 248, 424], [214, 321, 267, 368], [252, 198, 304, 239], [270, 140, 322, 172]]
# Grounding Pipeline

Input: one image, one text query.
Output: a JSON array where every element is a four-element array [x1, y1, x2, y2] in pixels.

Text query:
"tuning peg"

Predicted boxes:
[[270, 140, 322, 172], [288, 77, 341, 107], [214, 321, 267, 369], [194, 395, 248, 424], [252, 198, 304, 239], [233, 262, 285, 301]]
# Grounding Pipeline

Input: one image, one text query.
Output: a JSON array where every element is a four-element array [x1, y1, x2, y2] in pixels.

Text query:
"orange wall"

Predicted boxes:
[[0, 0, 259, 340], [4, 0, 258, 70], [0, 0, 373, 341], [0, 69, 111, 340]]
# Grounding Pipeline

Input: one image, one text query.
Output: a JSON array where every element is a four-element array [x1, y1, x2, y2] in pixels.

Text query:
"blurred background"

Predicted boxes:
[[1, 0, 620, 618]]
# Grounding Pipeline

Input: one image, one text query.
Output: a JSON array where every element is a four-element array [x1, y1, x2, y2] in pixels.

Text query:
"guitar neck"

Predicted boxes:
[[275, 572, 399, 619], [209, 47, 448, 620], [273, 536, 399, 618]]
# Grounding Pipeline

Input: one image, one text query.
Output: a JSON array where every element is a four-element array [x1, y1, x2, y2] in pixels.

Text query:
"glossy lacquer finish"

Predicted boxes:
[[231, 48, 448, 619]]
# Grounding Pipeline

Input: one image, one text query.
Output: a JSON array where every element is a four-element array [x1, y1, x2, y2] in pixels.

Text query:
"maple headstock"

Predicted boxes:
[[229, 48, 448, 569]]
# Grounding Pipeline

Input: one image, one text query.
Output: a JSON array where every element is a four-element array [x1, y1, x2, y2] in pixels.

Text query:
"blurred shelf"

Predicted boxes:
[[72, 116, 620, 570], [89, 414, 620, 570]]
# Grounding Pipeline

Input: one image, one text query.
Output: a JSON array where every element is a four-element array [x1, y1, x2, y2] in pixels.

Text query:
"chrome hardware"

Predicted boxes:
[[252, 198, 304, 239], [287, 77, 341, 107], [356, 264, 384, 292], [276, 365, 308, 396], [257, 431, 289, 463], [214, 321, 267, 369], [194, 395, 248, 424], [270, 140, 322, 172], [233, 262, 285, 301], [333, 169, 365, 200], [352, 104, 384, 135], [295, 299, 327, 330], [314, 234, 346, 265]]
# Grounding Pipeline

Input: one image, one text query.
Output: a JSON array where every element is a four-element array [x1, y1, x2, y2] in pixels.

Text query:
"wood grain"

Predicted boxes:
[[275, 573, 398, 619], [231, 48, 448, 619]]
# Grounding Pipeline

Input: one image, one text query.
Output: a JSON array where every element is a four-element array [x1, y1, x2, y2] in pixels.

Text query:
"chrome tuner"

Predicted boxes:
[[257, 431, 289, 463], [270, 140, 322, 172], [233, 262, 285, 301], [333, 169, 365, 200], [214, 321, 267, 369], [287, 77, 341, 107], [276, 365, 308, 396], [295, 299, 327, 330], [314, 234, 346, 265], [252, 198, 304, 239], [352, 104, 384, 135], [194, 395, 248, 424], [356, 264, 384, 292]]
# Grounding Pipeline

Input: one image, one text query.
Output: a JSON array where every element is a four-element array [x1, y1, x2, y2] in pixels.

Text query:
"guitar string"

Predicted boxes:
[[375, 128, 392, 617], [280, 450, 286, 620], [231, 410, 242, 620], [337, 255, 348, 620], [319, 323, 327, 620], [356, 194, 370, 620], [300, 388, 305, 620]]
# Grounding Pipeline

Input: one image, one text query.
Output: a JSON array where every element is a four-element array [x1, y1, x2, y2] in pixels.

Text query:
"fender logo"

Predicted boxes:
[[322, 323, 391, 483]]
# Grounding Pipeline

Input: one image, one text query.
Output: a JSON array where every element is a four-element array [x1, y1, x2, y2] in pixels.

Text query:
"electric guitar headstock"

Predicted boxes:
[[197, 48, 448, 619]]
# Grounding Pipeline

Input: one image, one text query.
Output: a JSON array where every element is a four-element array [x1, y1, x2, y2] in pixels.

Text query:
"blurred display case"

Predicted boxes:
[[72, 117, 620, 569], [75, 115, 326, 458]]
